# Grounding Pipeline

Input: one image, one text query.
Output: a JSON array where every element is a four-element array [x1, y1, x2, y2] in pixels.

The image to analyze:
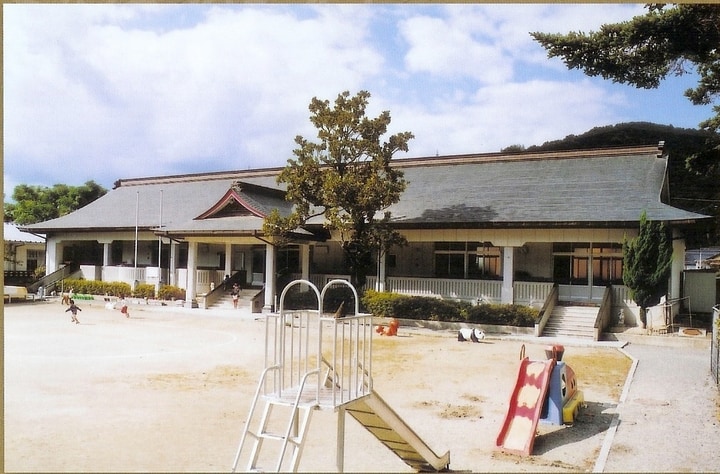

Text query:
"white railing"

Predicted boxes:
[[365, 276, 503, 302], [195, 269, 225, 294], [101, 266, 146, 284], [513, 281, 554, 307], [263, 280, 373, 409], [363, 276, 553, 306]]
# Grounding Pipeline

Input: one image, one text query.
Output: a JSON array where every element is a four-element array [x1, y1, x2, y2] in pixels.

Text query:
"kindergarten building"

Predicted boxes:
[[21, 143, 710, 333]]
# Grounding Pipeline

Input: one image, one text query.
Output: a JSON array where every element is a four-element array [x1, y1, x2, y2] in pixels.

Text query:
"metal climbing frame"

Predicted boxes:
[[232, 279, 374, 472]]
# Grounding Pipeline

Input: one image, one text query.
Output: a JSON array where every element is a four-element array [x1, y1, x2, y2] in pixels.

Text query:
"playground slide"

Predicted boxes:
[[496, 357, 556, 456], [346, 391, 450, 472]]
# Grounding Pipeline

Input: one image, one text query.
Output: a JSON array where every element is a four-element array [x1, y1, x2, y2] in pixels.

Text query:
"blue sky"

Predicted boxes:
[[3, 3, 714, 195]]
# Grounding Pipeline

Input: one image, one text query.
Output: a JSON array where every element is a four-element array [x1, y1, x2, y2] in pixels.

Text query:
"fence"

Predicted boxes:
[[712, 305, 719, 388]]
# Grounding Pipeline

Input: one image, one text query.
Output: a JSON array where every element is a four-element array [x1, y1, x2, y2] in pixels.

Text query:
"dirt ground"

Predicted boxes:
[[4, 299, 635, 472]]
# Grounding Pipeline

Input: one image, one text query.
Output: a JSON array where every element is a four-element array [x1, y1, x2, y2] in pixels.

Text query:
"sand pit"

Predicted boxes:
[[4, 299, 631, 472]]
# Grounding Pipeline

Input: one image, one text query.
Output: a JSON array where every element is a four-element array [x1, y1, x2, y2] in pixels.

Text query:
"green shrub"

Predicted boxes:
[[361, 290, 407, 318], [157, 285, 186, 301], [362, 290, 538, 327], [362, 290, 470, 321], [467, 303, 539, 327], [60, 279, 131, 297], [393, 296, 468, 321], [133, 283, 156, 299], [33, 265, 46, 279]]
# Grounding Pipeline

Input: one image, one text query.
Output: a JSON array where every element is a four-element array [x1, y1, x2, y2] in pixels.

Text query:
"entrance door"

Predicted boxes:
[[555, 242, 623, 303], [251, 247, 265, 287]]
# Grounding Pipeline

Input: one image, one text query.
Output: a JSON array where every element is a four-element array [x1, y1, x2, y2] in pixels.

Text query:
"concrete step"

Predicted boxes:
[[208, 289, 261, 309], [542, 304, 599, 339]]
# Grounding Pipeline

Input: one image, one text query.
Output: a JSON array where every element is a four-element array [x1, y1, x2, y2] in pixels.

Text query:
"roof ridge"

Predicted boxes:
[[113, 144, 662, 187], [391, 144, 661, 169]]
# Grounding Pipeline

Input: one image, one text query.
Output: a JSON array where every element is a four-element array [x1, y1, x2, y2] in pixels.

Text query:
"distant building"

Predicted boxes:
[[20, 143, 711, 326], [685, 247, 720, 270], [4, 222, 45, 281]]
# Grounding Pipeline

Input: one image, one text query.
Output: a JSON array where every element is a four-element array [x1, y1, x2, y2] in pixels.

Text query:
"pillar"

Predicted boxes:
[[45, 238, 62, 274], [377, 251, 386, 292], [301, 244, 310, 282], [101, 241, 112, 267], [185, 241, 198, 307], [169, 241, 177, 287], [670, 232, 685, 319], [501, 246, 514, 304], [224, 242, 232, 277], [263, 243, 276, 311]]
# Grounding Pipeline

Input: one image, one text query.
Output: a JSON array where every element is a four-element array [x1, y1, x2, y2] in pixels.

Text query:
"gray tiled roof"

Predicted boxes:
[[390, 147, 705, 226], [4, 222, 44, 242], [22, 175, 283, 234], [22, 145, 708, 236]]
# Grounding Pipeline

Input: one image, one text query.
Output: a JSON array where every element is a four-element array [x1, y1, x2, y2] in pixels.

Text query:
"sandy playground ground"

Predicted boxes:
[[1, 298, 711, 472]]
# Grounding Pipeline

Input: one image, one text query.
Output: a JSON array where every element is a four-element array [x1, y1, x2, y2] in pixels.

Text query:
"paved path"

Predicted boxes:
[[601, 343, 720, 472]]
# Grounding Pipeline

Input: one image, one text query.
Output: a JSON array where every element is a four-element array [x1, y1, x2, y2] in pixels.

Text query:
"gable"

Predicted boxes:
[[195, 189, 265, 219]]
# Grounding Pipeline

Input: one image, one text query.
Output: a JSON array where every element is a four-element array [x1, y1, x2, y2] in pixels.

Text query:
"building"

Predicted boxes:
[[21, 143, 710, 326], [4, 222, 46, 284]]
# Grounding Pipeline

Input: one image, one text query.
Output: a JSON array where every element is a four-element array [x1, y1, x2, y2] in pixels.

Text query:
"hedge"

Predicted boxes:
[[59, 279, 186, 301], [362, 290, 539, 327], [60, 279, 131, 297]]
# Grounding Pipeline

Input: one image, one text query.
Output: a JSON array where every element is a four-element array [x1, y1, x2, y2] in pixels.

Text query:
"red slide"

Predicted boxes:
[[496, 356, 556, 456]]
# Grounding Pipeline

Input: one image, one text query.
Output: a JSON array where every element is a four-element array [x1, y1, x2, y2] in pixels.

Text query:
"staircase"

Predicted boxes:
[[208, 288, 260, 310], [542, 303, 599, 340]]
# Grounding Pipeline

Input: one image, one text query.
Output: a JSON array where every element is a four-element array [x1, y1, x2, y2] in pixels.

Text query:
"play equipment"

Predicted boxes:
[[495, 345, 556, 456], [457, 327, 485, 342], [496, 344, 584, 456], [540, 345, 584, 425], [376, 317, 399, 336], [231, 280, 449, 472]]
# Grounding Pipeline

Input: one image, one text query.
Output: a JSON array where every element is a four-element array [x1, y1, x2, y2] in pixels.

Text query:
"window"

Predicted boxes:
[[434, 242, 500, 279], [553, 242, 623, 286], [27, 249, 44, 260], [592, 243, 624, 285], [277, 245, 300, 274]]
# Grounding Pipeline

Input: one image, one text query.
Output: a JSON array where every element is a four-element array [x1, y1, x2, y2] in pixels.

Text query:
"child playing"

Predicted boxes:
[[65, 299, 82, 324], [119, 296, 130, 318]]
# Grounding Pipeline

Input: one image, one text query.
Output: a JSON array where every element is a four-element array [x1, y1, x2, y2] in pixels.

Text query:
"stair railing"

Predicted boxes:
[[27, 263, 79, 294], [534, 284, 558, 337], [593, 286, 613, 341]]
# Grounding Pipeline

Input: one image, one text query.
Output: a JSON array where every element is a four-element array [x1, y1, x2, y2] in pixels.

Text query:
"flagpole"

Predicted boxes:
[[157, 190, 163, 296], [134, 191, 139, 292]]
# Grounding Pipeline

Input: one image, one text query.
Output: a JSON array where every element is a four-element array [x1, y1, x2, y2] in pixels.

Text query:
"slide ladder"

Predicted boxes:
[[495, 345, 556, 456], [232, 367, 318, 472], [346, 391, 450, 472]]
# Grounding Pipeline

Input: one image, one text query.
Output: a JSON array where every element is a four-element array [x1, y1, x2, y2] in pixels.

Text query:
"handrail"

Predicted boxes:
[[201, 270, 245, 309], [231, 364, 282, 473], [27, 263, 79, 294], [275, 367, 322, 472], [534, 284, 558, 337], [593, 286, 613, 341]]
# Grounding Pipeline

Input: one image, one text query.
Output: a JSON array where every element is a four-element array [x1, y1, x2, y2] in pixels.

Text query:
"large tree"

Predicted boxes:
[[4, 181, 107, 225], [532, 4, 720, 133], [264, 90, 413, 287], [622, 211, 673, 328]]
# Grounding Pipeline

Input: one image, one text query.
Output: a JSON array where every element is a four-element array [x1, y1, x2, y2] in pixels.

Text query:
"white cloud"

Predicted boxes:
[[4, 4, 385, 187], [390, 78, 624, 156], [2, 2, 702, 196], [400, 14, 513, 84]]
